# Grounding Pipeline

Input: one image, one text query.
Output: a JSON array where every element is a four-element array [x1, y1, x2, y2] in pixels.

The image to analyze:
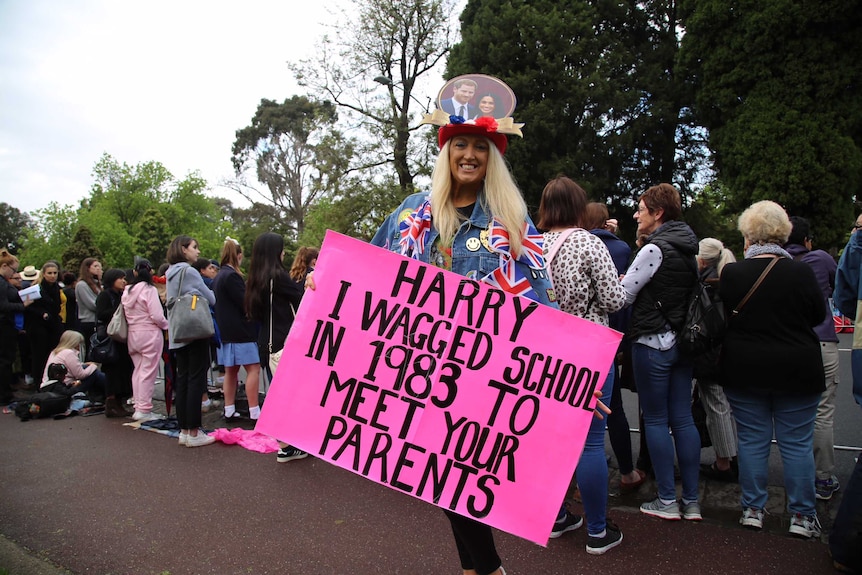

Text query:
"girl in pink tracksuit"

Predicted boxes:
[[122, 259, 169, 420]]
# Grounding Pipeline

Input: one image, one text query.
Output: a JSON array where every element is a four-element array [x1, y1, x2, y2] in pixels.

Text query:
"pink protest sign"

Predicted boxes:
[[256, 231, 622, 545]]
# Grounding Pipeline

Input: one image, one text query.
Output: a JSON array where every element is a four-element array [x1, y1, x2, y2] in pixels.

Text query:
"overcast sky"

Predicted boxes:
[[0, 0, 352, 214]]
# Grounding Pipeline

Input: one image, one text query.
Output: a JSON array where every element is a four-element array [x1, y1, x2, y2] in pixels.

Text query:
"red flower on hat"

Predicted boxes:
[[473, 116, 499, 132]]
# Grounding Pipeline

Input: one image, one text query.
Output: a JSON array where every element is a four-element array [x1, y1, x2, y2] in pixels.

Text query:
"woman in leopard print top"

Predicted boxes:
[[537, 175, 627, 554]]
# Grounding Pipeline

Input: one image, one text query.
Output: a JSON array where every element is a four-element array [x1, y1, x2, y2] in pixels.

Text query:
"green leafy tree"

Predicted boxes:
[[88, 153, 173, 227], [221, 201, 291, 266], [77, 206, 135, 269], [20, 203, 79, 270], [0, 203, 31, 254], [62, 226, 103, 274], [86, 155, 230, 264], [684, 182, 744, 256], [678, 0, 862, 250], [166, 172, 233, 260], [299, 179, 404, 247], [231, 96, 355, 239]]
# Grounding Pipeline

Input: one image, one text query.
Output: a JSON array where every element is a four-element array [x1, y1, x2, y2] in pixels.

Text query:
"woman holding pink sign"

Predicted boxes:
[[370, 75, 556, 575]]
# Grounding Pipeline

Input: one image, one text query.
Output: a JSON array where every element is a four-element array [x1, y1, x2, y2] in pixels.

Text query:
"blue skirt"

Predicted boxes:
[[217, 342, 260, 367]]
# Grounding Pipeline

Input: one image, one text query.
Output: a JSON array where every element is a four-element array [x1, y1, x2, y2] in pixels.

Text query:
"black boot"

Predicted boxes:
[[104, 397, 129, 418]]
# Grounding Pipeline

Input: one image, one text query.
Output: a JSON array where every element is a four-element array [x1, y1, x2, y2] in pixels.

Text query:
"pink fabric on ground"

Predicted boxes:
[[211, 428, 281, 453]]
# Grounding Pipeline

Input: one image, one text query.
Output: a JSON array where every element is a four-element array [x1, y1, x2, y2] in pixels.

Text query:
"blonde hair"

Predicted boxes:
[[697, 238, 736, 274], [53, 330, 85, 354], [0, 248, 18, 270], [36, 261, 59, 286], [220, 237, 243, 277], [430, 139, 527, 256], [738, 200, 792, 246]]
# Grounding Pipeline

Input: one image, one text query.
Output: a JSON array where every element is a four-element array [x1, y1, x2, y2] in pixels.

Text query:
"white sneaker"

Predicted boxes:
[[178, 431, 189, 446], [740, 507, 764, 529], [132, 411, 166, 422], [186, 431, 216, 448], [789, 513, 822, 538]]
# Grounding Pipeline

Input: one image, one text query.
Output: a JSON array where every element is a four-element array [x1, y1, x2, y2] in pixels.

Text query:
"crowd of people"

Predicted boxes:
[[368, 84, 847, 573], [0, 235, 318, 453], [0, 74, 856, 574]]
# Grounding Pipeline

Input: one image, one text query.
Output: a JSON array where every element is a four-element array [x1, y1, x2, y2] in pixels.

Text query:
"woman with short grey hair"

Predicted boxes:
[[719, 200, 825, 537]]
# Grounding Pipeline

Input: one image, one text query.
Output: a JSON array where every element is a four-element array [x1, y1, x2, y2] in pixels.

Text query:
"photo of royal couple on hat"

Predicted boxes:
[[437, 74, 516, 120]]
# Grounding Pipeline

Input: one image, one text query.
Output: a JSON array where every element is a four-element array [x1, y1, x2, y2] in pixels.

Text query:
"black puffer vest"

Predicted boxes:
[[629, 220, 698, 339]]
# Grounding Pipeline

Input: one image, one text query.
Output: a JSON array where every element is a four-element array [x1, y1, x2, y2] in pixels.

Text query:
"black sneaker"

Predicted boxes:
[[586, 521, 623, 555], [276, 446, 309, 463], [549, 510, 583, 538]]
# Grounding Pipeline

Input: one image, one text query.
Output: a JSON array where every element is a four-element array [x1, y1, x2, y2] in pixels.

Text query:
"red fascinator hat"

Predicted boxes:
[[425, 74, 524, 155]]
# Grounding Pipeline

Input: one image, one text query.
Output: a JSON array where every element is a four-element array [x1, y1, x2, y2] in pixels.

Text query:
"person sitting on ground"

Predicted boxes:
[[41, 330, 107, 399]]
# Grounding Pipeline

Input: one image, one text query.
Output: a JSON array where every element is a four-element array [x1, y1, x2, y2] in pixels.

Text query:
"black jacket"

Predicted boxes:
[[719, 257, 825, 394], [255, 270, 303, 356], [0, 276, 24, 329], [629, 220, 698, 339], [212, 266, 258, 344]]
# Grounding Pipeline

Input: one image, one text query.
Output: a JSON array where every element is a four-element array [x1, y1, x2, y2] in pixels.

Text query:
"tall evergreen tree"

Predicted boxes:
[[134, 207, 173, 268], [62, 226, 103, 275], [448, 0, 706, 240], [0, 203, 30, 254], [678, 0, 862, 250]]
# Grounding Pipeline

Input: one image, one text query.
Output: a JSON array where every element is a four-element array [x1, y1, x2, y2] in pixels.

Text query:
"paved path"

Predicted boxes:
[[0, 399, 837, 575]]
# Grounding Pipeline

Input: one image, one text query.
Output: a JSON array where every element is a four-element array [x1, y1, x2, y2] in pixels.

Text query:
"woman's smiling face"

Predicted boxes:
[[448, 135, 489, 193], [479, 96, 496, 116]]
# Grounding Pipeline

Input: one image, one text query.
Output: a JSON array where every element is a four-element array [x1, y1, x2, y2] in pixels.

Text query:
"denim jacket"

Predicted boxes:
[[370, 191, 558, 308]]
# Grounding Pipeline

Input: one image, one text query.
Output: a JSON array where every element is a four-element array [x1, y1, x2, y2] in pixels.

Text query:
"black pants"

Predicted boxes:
[[27, 319, 62, 383], [0, 324, 18, 403], [174, 339, 208, 430], [102, 341, 133, 399], [444, 510, 501, 575], [607, 362, 634, 475]]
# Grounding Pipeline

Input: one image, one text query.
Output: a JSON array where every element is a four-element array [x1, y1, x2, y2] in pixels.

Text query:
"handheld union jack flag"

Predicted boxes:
[[483, 218, 545, 302], [398, 200, 433, 258]]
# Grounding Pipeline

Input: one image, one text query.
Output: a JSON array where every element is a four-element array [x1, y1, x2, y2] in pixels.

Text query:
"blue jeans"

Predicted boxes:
[[724, 387, 819, 515], [79, 370, 107, 397], [632, 342, 700, 502], [576, 368, 614, 535]]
